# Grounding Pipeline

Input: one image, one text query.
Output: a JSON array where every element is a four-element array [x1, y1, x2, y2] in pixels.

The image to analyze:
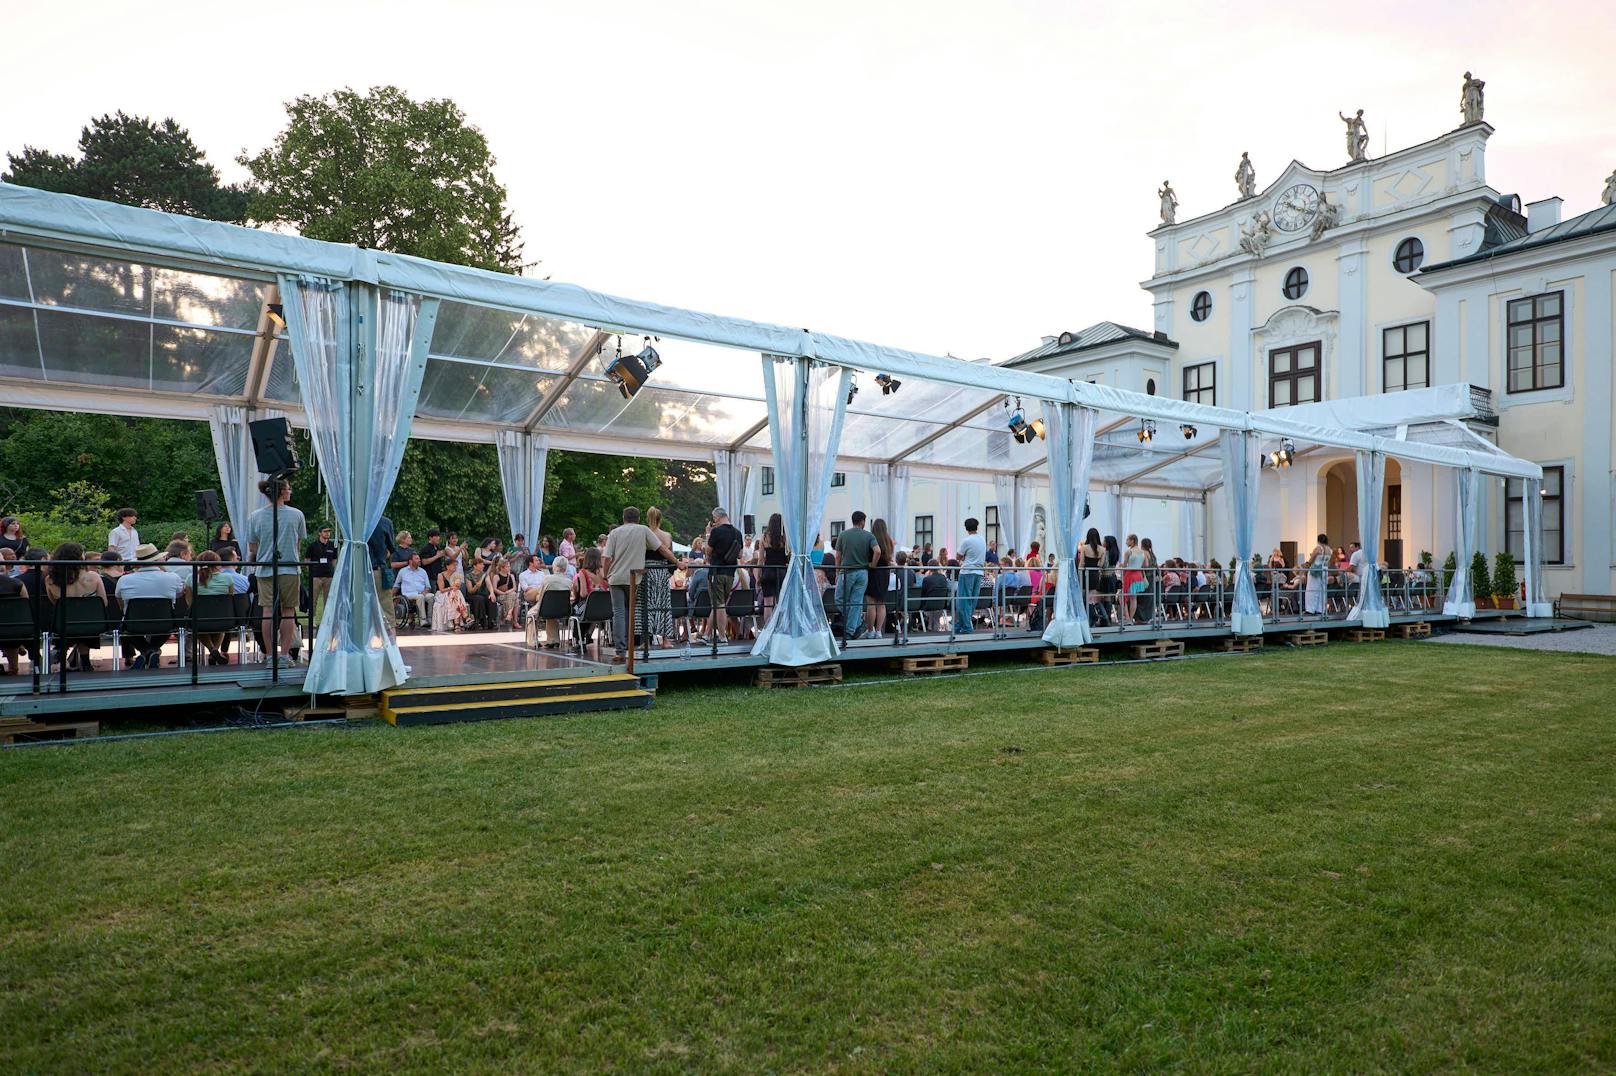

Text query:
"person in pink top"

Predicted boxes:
[[557, 527, 577, 564]]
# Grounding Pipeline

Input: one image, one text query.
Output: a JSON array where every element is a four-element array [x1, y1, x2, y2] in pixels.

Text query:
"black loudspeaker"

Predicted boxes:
[[195, 490, 222, 522], [249, 416, 300, 475]]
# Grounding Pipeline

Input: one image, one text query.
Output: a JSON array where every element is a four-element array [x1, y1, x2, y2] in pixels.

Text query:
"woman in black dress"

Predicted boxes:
[[208, 521, 241, 559], [758, 512, 789, 625], [865, 517, 894, 637]]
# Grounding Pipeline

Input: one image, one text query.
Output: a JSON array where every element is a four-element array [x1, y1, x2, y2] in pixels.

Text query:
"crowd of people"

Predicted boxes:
[[1, 476, 1447, 677]]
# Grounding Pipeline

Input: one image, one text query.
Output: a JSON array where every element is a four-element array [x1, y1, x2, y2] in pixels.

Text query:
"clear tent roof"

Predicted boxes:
[[0, 182, 1543, 490]]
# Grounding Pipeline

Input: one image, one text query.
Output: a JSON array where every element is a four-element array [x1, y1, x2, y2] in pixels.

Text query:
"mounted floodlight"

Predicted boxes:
[[1180, 423, 1198, 439], [875, 373, 901, 395], [1279, 438, 1295, 467], [1136, 420, 1156, 444], [1006, 397, 1043, 444], [847, 377, 859, 406], [605, 336, 661, 400]]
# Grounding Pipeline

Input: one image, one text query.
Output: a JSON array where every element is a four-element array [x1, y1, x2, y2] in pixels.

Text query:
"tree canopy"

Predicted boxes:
[[240, 86, 525, 273], [3, 112, 248, 221]]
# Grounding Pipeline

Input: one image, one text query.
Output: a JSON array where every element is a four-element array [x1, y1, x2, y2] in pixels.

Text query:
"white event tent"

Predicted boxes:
[[0, 183, 1550, 693]]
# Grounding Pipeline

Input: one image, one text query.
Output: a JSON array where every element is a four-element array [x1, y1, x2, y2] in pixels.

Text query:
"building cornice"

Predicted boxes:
[[1412, 229, 1616, 289]]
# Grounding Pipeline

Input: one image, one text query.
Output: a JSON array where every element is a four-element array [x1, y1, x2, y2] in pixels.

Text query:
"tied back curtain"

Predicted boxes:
[[1040, 402, 1097, 648], [991, 473, 1016, 553], [751, 356, 852, 666], [1444, 467, 1483, 617], [1349, 449, 1389, 628], [1015, 475, 1039, 557], [889, 464, 911, 548], [496, 430, 549, 547], [206, 404, 260, 550], [1219, 429, 1263, 635], [280, 274, 438, 695], [1523, 476, 1551, 616]]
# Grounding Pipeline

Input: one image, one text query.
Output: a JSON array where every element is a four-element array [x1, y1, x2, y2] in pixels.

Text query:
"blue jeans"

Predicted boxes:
[[836, 568, 868, 638], [956, 573, 983, 632]]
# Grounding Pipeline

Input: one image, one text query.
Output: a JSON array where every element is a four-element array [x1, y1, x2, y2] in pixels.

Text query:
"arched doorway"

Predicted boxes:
[[1321, 459, 1358, 547]]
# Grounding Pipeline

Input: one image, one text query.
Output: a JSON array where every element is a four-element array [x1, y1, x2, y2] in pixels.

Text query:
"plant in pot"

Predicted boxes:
[[1492, 551, 1517, 610], [1441, 551, 1457, 592], [1470, 551, 1493, 609]]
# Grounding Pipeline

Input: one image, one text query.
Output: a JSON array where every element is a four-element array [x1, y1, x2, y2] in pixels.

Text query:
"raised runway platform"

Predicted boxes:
[[1447, 617, 1594, 636]]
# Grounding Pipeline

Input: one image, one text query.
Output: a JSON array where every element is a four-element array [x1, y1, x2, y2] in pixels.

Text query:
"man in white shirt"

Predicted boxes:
[[107, 508, 140, 562], [955, 517, 988, 634], [518, 555, 548, 603], [115, 544, 187, 668], [395, 553, 433, 627]]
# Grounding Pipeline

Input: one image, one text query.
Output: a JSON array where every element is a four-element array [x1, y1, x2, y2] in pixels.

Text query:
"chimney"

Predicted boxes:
[[1526, 196, 1563, 233]]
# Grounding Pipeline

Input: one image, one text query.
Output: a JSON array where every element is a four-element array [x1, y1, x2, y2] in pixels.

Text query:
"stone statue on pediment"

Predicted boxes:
[[1235, 152, 1256, 200], [1158, 180, 1178, 225], [1310, 191, 1341, 241], [1460, 71, 1485, 126], [1238, 210, 1273, 257], [1339, 109, 1369, 162], [1602, 169, 1616, 206]]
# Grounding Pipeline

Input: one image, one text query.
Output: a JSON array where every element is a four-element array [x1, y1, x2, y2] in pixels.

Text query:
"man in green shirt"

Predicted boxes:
[[834, 510, 877, 639]]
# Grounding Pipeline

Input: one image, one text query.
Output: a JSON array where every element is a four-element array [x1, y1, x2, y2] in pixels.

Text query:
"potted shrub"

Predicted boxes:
[[1470, 551, 1493, 609], [1441, 551, 1457, 592], [1492, 552, 1517, 610]]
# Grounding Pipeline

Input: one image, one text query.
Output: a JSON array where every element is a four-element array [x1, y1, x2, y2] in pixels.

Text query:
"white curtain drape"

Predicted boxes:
[[1176, 499, 1197, 565], [1523, 476, 1551, 616], [751, 356, 852, 666], [1443, 467, 1482, 618], [1107, 486, 1131, 542], [1349, 449, 1389, 627], [1220, 430, 1263, 635], [496, 430, 549, 546], [280, 275, 438, 695], [890, 464, 911, 548], [1041, 402, 1098, 648], [712, 449, 751, 524], [868, 462, 892, 532], [1014, 475, 1039, 556], [991, 473, 1016, 553], [206, 404, 260, 548]]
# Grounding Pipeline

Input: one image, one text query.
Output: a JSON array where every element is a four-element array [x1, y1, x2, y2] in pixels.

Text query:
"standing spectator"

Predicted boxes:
[[558, 528, 577, 564], [245, 476, 307, 663], [955, 518, 987, 633], [305, 525, 338, 625], [700, 508, 744, 643], [0, 552, 25, 673], [208, 522, 241, 559], [368, 515, 399, 631], [418, 529, 445, 589], [864, 518, 895, 639], [602, 507, 676, 662], [106, 509, 139, 561], [833, 511, 877, 640], [758, 513, 788, 625]]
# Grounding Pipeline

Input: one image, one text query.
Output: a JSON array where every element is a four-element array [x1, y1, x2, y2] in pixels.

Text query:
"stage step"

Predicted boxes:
[[379, 674, 651, 727]]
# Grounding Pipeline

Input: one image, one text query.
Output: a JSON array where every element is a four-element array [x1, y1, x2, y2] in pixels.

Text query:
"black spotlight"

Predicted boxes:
[[1180, 423, 1198, 439], [876, 373, 901, 395], [605, 337, 661, 400], [847, 377, 860, 406]]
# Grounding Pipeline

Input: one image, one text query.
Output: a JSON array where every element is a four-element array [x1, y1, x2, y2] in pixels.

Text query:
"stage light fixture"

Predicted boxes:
[[1005, 397, 1045, 444], [876, 373, 901, 395], [266, 303, 287, 332], [1136, 420, 1156, 443], [847, 377, 860, 406], [1180, 423, 1198, 439], [604, 335, 661, 400], [1279, 438, 1295, 467]]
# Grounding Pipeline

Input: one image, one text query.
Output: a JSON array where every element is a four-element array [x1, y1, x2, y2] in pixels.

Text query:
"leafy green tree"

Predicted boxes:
[[3, 112, 248, 221], [241, 86, 524, 272]]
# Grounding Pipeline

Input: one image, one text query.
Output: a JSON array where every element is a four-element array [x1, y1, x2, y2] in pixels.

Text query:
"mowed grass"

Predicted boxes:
[[2, 643, 1614, 1073]]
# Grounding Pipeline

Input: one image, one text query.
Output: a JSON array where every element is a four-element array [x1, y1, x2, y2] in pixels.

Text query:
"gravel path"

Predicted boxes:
[[1424, 623, 1616, 656]]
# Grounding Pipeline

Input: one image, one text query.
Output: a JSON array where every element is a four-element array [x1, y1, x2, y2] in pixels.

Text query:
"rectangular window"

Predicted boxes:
[[913, 515, 934, 551], [1382, 322, 1430, 392], [985, 506, 1001, 550], [1387, 484, 1402, 540], [829, 520, 846, 540], [1268, 342, 1321, 407], [1506, 292, 1564, 393], [760, 466, 774, 496], [830, 471, 846, 488], [1182, 361, 1216, 405], [742, 514, 756, 536], [1506, 465, 1564, 564]]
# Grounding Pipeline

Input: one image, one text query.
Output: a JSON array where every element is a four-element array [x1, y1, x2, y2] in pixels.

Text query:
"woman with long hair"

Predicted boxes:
[[758, 513, 788, 625], [0, 517, 25, 558], [191, 550, 234, 664], [1306, 534, 1332, 616], [489, 557, 518, 629], [1120, 533, 1146, 625], [638, 507, 676, 646], [1078, 526, 1104, 624], [43, 542, 108, 671], [431, 564, 473, 632], [866, 517, 895, 637]]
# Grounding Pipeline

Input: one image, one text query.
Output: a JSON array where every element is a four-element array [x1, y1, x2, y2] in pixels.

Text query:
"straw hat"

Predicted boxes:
[[134, 543, 163, 562]]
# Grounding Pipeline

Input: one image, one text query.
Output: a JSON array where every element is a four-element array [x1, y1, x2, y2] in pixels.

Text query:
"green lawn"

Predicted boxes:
[[2, 643, 1614, 1072]]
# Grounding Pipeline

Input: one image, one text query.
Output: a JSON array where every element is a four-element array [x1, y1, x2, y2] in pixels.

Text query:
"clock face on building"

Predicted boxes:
[[1272, 183, 1320, 232]]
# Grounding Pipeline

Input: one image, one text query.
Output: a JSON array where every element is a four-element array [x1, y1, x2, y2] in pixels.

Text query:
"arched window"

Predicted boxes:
[[1282, 266, 1309, 300], [1190, 290, 1212, 322], [1394, 237, 1425, 274]]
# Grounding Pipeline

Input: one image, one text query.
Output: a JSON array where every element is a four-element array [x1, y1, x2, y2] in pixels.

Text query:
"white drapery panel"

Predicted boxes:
[[1220, 430, 1263, 635], [1349, 449, 1389, 628], [991, 473, 1016, 553], [206, 404, 260, 548], [1176, 498, 1198, 565], [1443, 467, 1482, 617], [496, 430, 549, 546], [751, 357, 852, 666], [280, 275, 438, 695], [867, 462, 892, 532], [1523, 476, 1551, 616], [712, 449, 751, 523], [1014, 476, 1038, 556], [1106, 486, 1131, 542], [1041, 402, 1098, 648], [889, 464, 911, 548]]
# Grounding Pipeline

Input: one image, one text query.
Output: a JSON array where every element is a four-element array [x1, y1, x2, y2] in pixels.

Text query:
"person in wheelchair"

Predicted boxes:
[[394, 553, 433, 631]]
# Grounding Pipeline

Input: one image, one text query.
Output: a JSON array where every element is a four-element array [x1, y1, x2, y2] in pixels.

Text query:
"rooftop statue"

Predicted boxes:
[[1461, 71, 1486, 126], [1235, 152, 1256, 200], [1603, 168, 1616, 207], [1339, 109, 1369, 162], [1158, 180, 1179, 225]]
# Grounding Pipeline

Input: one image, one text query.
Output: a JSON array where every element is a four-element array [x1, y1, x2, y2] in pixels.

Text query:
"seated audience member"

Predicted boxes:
[[518, 555, 548, 604], [571, 548, 608, 640], [395, 553, 433, 627], [0, 546, 15, 576], [98, 549, 126, 580], [488, 557, 519, 628], [528, 556, 574, 647], [160, 537, 193, 582], [115, 543, 188, 668], [190, 550, 236, 666], [209, 522, 242, 559], [216, 548, 251, 594], [919, 561, 952, 631], [43, 542, 109, 672], [431, 566, 473, 633]]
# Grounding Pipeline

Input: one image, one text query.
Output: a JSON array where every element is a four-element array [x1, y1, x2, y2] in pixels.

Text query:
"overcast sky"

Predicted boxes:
[[4, 0, 1612, 362]]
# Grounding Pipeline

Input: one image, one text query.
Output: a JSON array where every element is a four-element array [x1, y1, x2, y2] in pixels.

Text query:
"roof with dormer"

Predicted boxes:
[[998, 322, 1177, 368]]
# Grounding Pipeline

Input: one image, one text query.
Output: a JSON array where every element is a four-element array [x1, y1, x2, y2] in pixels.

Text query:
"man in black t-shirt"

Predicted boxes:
[[701, 508, 744, 642], [419, 529, 445, 588], [306, 525, 338, 626]]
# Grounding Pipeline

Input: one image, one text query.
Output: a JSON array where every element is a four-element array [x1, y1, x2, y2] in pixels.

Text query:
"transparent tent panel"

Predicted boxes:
[[428, 300, 596, 372], [0, 303, 253, 394], [415, 359, 559, 425], [0, 242, 267, 328], [539, 375, 766, 445]]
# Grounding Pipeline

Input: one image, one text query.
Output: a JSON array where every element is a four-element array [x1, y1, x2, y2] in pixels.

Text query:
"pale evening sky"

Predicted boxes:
[[3, 0, 1612, 364]]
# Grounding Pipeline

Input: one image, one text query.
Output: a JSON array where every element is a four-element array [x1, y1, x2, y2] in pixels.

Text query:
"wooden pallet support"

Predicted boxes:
[[0, 720, 99, 744], [1217, 636, 1264, 653], [1345, 628, 1386, 643], [1285, 629, 1330, 647], [1130, 639, 1186, 660], [891, 654, 969, 676], [753, 664, 843, 688], [1038, 646, 1100, 666], [1390, 622, 1432, 639]]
